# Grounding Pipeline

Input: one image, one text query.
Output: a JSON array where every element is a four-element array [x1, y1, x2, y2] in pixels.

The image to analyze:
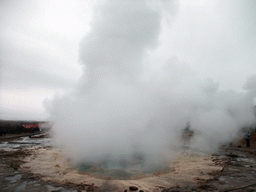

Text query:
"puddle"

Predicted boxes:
[[5, 174, 22, 183], [236, 158, 255, 163], [0, 137, 52, 151], [15, 181, 27, 191]]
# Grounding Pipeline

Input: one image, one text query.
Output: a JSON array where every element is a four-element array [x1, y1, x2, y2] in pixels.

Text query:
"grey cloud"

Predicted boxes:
[[0, 44, 78, 90], [162, 0, 256, 90]]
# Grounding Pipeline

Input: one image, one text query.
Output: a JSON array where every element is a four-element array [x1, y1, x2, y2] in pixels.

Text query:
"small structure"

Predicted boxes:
[[22, 124, 40, 133], [0, 120, 44, 134]]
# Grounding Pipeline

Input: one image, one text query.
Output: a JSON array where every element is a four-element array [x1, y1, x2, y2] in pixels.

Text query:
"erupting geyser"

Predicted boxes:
[[48, 0, 256, 178]]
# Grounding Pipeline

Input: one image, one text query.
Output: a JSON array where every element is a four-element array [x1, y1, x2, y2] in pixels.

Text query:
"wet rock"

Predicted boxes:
[[129, 186, 138, 191], [218, 176, 227, 184], [33, 183, 41, 187], [46, 185, 64, 192]]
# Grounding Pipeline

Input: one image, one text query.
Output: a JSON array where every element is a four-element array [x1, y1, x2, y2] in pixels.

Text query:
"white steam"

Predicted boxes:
[[48, 0, 256, 164]]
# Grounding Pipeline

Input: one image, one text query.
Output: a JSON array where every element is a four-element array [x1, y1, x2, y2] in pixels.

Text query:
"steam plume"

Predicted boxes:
[[48, 0, 256, 164]]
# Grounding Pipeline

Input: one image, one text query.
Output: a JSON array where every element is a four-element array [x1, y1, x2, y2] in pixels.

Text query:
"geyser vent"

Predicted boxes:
[[77, 154, 170, 180]]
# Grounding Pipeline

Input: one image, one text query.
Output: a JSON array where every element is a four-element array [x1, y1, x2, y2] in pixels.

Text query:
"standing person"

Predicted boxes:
[[3, 130, 6, 137], [245, 132, 251, 147], [182, 122, 194, 147]]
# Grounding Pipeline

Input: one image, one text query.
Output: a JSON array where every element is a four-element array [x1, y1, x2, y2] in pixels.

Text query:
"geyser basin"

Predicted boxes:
[[77, 154, 170, 180], [21, 146, 225, 191]]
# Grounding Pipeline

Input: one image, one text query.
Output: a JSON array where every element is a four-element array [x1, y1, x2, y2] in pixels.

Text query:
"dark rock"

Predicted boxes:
[[11, 164, 19, 170], [139, 190, 144, 192], [86, 185, 95, 191], [86, 184, 95, 191], [124, 190, 127, 192], [226, 154, 238, 158], [199, 185, 210, 189], [129, 186, 138, 191]]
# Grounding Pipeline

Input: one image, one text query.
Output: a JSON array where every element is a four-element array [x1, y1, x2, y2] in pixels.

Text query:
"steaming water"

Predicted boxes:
[[76, 145, 211, 180], [77, 153, 171, 180]]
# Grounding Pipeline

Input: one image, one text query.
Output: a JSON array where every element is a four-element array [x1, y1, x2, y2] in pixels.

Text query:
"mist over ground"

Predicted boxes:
[[47, 0, 256, 164]]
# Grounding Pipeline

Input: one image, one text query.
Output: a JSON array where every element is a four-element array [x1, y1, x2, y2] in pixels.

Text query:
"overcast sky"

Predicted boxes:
[[1, 0, 255, 121]]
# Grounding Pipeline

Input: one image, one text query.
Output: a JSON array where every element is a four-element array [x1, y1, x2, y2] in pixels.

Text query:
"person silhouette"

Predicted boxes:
[[245, 132, 251, 147]]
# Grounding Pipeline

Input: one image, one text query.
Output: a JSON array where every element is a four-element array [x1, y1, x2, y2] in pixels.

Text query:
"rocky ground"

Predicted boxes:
[[164, 146, 256, 192], [0, 148, 77, 192], [1, 135, 256, 192]]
